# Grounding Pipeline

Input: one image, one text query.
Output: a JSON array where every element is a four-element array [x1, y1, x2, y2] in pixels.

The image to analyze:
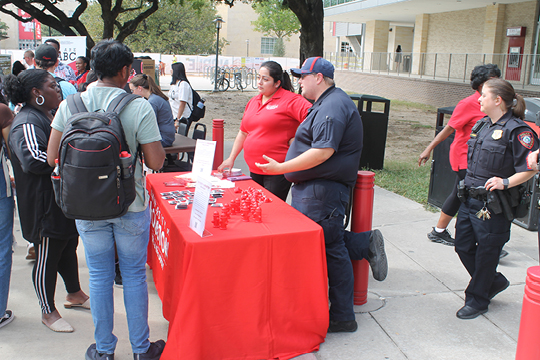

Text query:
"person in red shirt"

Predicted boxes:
[[218, 61, 311, 201], [419, 64, 501, 246], [75, 56, 90, 91]]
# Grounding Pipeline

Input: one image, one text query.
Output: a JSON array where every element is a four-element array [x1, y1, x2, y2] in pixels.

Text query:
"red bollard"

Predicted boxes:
[[212, 119, 224, 170], [516, 266, 540, 360], [351, 171, 375, 305]]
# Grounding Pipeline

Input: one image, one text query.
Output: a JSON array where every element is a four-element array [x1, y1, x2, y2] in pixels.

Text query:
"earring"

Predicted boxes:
[[36, 95, 45, 106]]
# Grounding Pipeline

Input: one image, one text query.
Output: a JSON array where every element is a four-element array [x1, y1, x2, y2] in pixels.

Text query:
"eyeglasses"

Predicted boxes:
[[300, 73, 317, 80]]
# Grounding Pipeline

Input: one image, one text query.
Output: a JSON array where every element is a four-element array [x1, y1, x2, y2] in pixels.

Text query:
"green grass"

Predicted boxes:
[[371, 159, 431, 206]]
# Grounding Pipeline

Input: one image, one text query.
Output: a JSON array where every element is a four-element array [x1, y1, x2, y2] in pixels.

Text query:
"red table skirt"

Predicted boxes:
[[146, 173, 329, 359]]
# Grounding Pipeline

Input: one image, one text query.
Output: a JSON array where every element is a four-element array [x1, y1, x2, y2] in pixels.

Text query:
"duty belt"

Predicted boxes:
[[467, 186, 488, 201]]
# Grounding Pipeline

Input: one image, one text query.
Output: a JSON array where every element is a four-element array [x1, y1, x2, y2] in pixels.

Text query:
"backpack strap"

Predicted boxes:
[[67, 93, 88, 115], [106, 93, 140, 114]]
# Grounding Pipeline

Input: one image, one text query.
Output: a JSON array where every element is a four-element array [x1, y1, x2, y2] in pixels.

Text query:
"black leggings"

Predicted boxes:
[[441, 169, 467, 217], [250, 172, 292, 202], [33, 236, 81, 314]]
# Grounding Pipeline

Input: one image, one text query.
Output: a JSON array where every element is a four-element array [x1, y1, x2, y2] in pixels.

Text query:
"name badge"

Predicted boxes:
[[492, 130, 503, 140]]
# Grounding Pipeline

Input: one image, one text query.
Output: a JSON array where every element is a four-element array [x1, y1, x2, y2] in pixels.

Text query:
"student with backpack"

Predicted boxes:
[[47, 39, 165, 360], [168, 62, 195, 125], [5, 69, 89, 333], [34, 44, 77, 100]]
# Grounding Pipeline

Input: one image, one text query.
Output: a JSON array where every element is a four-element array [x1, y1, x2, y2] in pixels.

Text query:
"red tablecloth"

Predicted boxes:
[[146, 173, 329, 360]]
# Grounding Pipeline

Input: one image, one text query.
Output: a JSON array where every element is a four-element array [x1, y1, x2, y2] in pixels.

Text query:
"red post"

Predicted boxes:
[[351, 171, 375, 305], [516, 266, 540, 360], [212, 119, 224, 170]]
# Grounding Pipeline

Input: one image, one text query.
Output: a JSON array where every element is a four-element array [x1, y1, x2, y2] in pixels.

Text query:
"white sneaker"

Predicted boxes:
[[0, 310, 14, 329], [26, 243, 36, 260]]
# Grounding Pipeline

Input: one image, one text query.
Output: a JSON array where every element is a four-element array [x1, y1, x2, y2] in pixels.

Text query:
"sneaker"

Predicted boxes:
[[427, 228, 455, 246], [26, 244, 36, 260], [327, 319, 358, 333], [114, 262, 123, 288], [368, 229, 388, 281], [133, 340, 166, 360], [85, 344, 114, 360], [0, 310, 14, 329], [499, 249, 509, 259]]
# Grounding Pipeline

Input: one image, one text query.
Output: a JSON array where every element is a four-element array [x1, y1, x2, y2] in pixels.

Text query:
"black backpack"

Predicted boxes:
[[186, 84, 205, 122], [52, 92, 140, 220]]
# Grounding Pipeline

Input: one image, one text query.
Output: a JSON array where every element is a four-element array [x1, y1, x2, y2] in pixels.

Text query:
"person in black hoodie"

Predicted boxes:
[[4, 69, 89, 333]]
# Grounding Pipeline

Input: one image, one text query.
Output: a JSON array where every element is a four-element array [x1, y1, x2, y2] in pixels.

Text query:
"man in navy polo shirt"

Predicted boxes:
[[256, 57, 388, 333]]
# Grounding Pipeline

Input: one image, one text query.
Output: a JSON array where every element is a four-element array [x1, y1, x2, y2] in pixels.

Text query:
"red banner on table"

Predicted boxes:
[[147, 173, 329, 360]]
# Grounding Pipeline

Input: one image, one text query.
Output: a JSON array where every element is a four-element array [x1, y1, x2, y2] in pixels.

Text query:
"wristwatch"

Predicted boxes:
[[503, 178, 509, 190]]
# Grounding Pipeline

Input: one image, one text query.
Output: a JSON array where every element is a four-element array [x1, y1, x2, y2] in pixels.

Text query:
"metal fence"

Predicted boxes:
[[325, 51, 540, 88]]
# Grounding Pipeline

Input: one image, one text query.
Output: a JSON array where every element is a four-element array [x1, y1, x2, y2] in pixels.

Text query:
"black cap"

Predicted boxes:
[[35, 44, 58, 62]]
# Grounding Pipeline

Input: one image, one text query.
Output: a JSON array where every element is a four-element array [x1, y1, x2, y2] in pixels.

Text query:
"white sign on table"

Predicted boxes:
[[189, 174, 213, 237], [191, 140, 216, 181], [189, 139, 216, 237]]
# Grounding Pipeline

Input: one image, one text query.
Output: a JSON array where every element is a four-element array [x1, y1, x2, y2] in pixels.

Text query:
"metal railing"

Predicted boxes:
[[325, 51, 540, 88]]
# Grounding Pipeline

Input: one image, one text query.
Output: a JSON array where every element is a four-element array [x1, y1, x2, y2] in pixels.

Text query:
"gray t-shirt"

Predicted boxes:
[[51, 85, 162, 212]]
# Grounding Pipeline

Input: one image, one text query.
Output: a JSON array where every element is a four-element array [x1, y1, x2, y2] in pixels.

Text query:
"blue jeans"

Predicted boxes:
[[0, 195, 14, 317], [76, 209, 151, 354], [292, 179, 370, 322]]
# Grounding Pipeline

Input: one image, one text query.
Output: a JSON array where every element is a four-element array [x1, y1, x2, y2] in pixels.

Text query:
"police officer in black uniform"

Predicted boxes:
[[455, 78, 538, 319]]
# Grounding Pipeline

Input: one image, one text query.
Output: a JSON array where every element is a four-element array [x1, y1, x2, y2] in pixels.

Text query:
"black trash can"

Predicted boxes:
[[350, 94, 390, 170], [427, 106, 456, 209]]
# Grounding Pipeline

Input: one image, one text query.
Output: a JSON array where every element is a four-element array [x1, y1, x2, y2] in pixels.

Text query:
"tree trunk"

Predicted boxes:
[[286, 0, 324, 64]]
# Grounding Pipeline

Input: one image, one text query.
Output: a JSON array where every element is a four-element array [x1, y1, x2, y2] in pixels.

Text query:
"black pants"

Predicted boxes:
[[455, 198, 510, 310], [291, 179, 371, 322], [250, 172, 292, 202], [441, 169, 467, 217], [33, 236, 81, 314]]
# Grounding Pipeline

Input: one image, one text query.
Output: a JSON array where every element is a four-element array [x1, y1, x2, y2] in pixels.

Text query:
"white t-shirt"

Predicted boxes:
[[51, 86, 162, 212], [168, 81, 192, 119]]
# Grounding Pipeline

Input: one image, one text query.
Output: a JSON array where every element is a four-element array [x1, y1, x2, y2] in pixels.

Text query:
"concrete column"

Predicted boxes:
[[364, 20, 390, 71], [483, 3, 506, 65], [412, 14, 429, 75]]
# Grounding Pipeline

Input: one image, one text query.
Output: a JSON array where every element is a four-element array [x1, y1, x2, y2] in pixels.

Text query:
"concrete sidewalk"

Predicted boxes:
[[2, 143, 538, 359]]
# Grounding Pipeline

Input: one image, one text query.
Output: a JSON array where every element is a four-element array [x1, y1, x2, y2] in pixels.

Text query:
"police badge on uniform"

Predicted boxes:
[[518, 131, 534, 149], [492, 130, 503, 140]]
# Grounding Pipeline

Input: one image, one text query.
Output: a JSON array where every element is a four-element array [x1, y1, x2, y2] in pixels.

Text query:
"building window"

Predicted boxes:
[[341, 41, 352, 53], [261, 37, 277, 55]]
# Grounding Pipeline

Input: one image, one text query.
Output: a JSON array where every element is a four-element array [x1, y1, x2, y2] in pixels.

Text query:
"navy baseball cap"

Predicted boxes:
[[291, 57, 334, 79]]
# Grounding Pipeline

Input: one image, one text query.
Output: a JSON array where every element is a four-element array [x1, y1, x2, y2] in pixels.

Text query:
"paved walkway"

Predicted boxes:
[[2, 164, 537, 359]]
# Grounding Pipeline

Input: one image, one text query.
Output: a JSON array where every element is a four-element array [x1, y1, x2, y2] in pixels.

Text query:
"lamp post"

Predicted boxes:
[[213, 17, 224, 92]]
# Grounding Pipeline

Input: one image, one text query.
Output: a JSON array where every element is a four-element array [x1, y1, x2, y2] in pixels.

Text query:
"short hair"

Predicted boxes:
[[24, 50, 34, 59], [470, 64, 501, 90], [323, 76, 335, 86], [44, 38, 60, 50], [90, 39, 134, 80]]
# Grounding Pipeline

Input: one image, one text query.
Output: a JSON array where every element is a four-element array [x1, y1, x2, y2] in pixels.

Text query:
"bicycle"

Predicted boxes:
[[213, 69, 229, 92], [233, 71, 246, 92]]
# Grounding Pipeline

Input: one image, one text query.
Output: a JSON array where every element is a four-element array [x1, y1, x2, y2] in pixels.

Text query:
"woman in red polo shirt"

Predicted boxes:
[[419, 64, 501, 246], [218, 61, 311, 201]]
